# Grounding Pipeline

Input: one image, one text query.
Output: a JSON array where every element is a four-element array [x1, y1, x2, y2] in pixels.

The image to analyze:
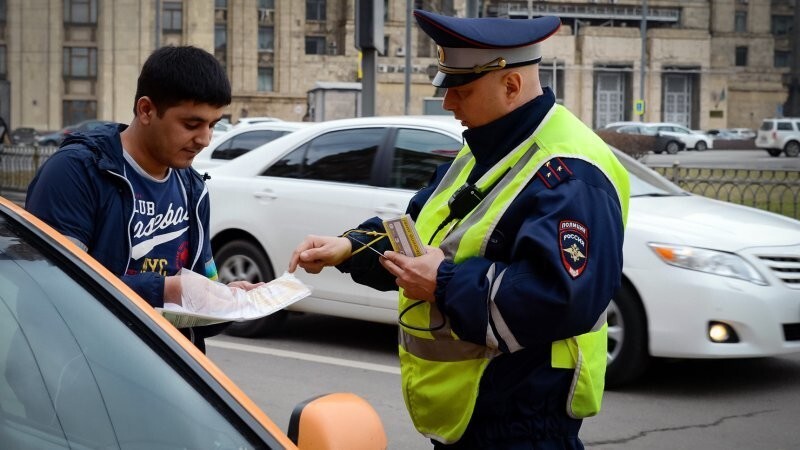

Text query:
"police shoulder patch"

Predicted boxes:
[[559, 220, 588, 279]]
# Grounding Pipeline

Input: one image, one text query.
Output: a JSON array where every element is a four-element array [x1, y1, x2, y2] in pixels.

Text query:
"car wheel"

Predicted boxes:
[[767, 149, 782, 157], [784, 141, 800, 157], [215, 239, 288, 337], [695, 141, 707, 151], [605, 283, 649, 388], [665, 141, 680, 155]]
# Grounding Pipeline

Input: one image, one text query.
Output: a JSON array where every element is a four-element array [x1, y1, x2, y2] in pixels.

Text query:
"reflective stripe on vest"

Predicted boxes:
[[398, 104, 630, 443]]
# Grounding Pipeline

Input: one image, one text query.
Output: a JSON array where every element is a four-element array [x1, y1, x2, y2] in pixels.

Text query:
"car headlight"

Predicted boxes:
[[648, 243, 767, 285]]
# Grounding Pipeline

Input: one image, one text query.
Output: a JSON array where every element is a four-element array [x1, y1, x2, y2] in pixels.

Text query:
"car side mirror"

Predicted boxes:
[[288, 392, 387, 449]]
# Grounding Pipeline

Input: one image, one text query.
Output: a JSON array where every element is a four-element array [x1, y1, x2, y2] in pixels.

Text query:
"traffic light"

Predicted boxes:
[[355, 0, 384, 54]]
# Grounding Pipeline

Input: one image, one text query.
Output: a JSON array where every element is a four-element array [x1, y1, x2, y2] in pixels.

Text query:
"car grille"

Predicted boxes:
[[756, 254, 800, 289], [784, 323, 800, 342]]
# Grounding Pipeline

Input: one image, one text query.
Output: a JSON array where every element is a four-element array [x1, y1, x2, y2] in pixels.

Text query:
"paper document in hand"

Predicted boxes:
[[157, 272, 312, 328]]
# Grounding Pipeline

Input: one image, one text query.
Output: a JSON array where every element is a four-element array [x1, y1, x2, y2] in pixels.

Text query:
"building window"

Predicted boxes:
[[306, 0, 325, 21], [65, 0, 97, 24], [734, 11, 747, 33], [539, 60, 565, 104], [258, 67, 273, 92], [162, 1, 182, 32], [0, 0, 6, 23], [215, 0, 227, 21], [215, 24, 227, 68], [305, 36, 326, 55], [775, 50, 791, 68], [258, 26, 274, 52], [0, 45, 5, 79], [62, 100, 97, 126], [379, 35, 389, 57], [771, 15, 793, 35], [735, 46, 748, 66], [258, 0, 274, 8], [63, 47, 97, 78]]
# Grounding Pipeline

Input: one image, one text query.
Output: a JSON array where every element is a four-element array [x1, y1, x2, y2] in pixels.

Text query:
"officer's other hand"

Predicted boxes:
[[380, 245, 444, 302], [288, 235, 352, 274]]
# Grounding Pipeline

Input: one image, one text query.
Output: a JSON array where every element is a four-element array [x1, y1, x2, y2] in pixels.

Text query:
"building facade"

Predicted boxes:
[[0, 0, 792, 132]]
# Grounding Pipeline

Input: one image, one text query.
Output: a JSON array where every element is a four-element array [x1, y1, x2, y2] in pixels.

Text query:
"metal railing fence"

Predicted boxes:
[[1, 144, 799, 220], [650, 164, 800, 220], [0, 145, 59, 192]]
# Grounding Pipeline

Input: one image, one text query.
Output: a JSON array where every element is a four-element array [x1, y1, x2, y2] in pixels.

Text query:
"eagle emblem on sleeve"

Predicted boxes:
[[559, 220, 589, 279]]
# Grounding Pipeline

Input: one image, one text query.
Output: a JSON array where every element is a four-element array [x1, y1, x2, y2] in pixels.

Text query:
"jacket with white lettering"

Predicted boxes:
[[339, 89, 625, 445], [25, 123, 225, 351]]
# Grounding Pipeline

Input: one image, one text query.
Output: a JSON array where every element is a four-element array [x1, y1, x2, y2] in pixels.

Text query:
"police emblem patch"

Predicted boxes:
[[559, 220, 588, 279]]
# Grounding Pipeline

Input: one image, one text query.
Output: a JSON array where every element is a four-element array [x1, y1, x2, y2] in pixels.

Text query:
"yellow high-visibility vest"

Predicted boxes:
[[398, 104, 630, 444]]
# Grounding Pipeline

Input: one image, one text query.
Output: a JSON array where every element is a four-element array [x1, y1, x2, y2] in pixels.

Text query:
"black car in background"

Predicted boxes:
[[36, 119, 113, 146], [10, 128, 39, 145]]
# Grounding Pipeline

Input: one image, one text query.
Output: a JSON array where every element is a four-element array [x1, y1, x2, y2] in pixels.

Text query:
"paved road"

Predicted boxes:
[[641, 149, 800, 170], [207, 313, 800, 450]]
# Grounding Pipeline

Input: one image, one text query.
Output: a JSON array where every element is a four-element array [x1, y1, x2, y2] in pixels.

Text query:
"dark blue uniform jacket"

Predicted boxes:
[[339, 89, 625, 448]]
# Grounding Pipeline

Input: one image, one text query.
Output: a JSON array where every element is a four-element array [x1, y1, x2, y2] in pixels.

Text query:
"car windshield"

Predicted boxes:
[[612, 149, 687, 198], [0, 212, 265, 449]]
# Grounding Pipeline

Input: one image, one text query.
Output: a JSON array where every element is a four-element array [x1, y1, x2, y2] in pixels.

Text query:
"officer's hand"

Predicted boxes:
[[380, 246, 444, 302], [289, 235, 352, 274]]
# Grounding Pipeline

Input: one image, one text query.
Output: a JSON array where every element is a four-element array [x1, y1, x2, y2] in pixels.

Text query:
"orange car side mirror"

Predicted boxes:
[[288, 392, 388, 450]]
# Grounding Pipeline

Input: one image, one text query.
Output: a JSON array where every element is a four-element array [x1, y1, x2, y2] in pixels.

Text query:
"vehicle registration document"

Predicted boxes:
[[157, 272, 312, 328]]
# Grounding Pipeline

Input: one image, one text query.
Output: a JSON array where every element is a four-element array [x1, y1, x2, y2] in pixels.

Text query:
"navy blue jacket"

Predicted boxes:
[[340, 89, 625, 447], [25, 123, 226, 352]]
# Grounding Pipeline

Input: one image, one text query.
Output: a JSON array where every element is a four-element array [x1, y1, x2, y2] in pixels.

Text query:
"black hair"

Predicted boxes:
[[133, 45, 231, 116]]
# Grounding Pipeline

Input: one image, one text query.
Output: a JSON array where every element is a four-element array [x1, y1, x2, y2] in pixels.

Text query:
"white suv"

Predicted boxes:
[[756, 117, 800, 157]]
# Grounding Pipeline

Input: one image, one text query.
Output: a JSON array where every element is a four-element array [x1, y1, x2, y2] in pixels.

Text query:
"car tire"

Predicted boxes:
[[214, 239, 288, 337], [665, 141, 680, 154], [767, 149, 782, 157], [695, 141, 707, 151], [784, 141, 800, 157], [605, 282, 649, 388]]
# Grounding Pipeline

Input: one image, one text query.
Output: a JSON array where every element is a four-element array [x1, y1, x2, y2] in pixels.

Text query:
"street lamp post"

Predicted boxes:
[[639, 0, 648, 121]]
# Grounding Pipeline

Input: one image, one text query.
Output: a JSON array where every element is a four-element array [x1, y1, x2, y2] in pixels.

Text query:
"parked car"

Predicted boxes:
[[194, 121, 311, 171], [707, 128, 756, 140], [36, 119, 114, 146], [728, 127, 756, 139], [212, 119, 233, 141], [605, 121, 714, 151], [0, 195, 387, 449], [9, 127, 39, 145], [232, 116, 284, 129], [606, 123, 686, 154], [756, 117, 800, 157], [205, 117, 800, 387], [706, 128, 740, 140]]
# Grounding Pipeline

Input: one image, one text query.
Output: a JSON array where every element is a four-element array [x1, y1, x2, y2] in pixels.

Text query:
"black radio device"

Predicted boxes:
[[447, 183, 485, 221]]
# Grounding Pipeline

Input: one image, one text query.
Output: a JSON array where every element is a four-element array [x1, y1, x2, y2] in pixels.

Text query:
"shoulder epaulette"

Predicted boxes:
[[535, 157, 573, 189]]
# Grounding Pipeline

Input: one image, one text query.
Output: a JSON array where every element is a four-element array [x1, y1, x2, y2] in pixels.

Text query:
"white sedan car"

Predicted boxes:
[[605, 121, 714, 151], [194, 121, 311, 172], [206, 117, 800, 387]]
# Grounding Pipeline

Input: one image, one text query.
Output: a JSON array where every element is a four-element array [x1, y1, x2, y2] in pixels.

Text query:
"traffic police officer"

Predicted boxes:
[[290, 9, 630, 449]]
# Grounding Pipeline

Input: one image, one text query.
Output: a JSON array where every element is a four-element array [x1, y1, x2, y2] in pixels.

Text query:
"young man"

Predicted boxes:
[[289, 10, 630, 449], [25, 46, 259, 352]]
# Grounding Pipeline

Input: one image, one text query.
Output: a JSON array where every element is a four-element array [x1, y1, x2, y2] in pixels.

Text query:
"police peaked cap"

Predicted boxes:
[[413, 9, 561, 88]]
